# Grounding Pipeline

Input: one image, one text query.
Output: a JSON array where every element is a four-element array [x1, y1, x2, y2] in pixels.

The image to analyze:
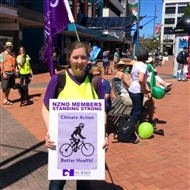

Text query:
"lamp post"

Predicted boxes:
[[152, 4, 159, 55]]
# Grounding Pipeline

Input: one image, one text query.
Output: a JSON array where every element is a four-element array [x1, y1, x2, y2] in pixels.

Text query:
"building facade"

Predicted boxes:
[[0, 0, 135, 64], [160, 0, 189, 55]]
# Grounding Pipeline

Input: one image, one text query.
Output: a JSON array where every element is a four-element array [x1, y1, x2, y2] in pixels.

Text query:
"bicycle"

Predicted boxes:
[[59, 139, 95, 157]]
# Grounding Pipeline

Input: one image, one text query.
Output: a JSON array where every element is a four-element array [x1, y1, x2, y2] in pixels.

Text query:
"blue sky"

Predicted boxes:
[[134, 0, 163, 38]]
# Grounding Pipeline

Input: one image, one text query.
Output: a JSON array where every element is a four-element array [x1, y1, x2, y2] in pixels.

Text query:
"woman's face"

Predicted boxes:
[[69, 47, 88, 73], [20, 48, 25, 55]]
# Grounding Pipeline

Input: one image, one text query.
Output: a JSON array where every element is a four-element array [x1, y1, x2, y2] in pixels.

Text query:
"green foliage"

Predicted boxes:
[[184, 3, 190, 15], [139, 37, 160, 52]]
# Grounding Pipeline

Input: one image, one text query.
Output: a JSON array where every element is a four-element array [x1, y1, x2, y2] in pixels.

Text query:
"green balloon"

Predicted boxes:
[[138, 122, 154, 139], [152, 86, 165, 99]]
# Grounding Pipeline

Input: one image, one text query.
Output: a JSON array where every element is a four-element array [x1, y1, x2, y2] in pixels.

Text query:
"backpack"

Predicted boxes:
[[114, 115, 139, 143], [55, 71, 99, 98], [176, 51, 184, 63]]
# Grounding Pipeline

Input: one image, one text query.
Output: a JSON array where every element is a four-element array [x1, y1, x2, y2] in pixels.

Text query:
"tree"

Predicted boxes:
[[139, 36, 160, 53], [184, 3, 190, 15]]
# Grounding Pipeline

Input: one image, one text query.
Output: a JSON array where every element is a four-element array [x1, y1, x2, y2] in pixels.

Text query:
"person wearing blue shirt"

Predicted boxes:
[[102, 49, 110, 75]]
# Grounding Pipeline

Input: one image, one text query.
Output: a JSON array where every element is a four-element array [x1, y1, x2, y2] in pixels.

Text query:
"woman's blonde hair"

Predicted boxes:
[[89, 65, 102, 74]]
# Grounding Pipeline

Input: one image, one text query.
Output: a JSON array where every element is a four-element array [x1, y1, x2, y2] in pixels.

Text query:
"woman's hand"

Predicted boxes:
[[3, 72, 7, 79], [102, 136, 109, 150], [30, 72, 33, 78], [45, 132, 56, 150], [147, 91, 152, 99]]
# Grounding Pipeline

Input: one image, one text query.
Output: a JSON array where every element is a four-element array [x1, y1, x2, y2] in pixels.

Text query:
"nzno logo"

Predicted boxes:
[[63, 169, 74, 176]]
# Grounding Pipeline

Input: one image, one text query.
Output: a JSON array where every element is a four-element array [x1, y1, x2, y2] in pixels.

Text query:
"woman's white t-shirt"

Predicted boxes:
[[128, 61, 148, 93]]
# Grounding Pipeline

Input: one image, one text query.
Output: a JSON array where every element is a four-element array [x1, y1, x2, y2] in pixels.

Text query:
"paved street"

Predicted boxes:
[[0, 56, 189, 190]]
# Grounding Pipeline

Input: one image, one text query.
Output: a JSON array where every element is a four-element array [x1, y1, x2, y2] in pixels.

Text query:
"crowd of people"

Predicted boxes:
[[0, 41, 186, 126], [1, 40, 189, 189], [41, 43, 180, 188]]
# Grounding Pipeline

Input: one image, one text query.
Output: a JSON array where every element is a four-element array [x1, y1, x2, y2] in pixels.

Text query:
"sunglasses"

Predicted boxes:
[[93, 73, 101, 76], [6, 46, 12, 49]]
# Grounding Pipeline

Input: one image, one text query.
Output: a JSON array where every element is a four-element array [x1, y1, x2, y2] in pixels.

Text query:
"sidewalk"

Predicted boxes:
[[0, 56, 189, 190]]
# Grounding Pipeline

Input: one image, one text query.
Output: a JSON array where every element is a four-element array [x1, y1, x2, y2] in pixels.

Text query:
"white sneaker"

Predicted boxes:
[[166, 83, 172, 87]]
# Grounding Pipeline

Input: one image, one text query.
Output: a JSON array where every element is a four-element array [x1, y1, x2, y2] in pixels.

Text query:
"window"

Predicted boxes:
[[165, 18, 175, 24], [165, 7, 175, 14], [164, 27, 174, 34], [163, 38, 173, 43], [178, 7, 185, 14]]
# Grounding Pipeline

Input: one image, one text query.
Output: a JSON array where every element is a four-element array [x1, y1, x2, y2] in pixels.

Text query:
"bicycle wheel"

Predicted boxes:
[[60, 143, 73, 157], [81, 143, 95, 157]]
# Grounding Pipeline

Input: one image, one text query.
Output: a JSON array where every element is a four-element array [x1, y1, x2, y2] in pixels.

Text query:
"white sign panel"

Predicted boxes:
[[48, 99, 105, 180]]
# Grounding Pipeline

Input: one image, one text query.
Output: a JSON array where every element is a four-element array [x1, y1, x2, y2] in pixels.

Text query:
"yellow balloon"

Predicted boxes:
[[138, 122, 154, 139]]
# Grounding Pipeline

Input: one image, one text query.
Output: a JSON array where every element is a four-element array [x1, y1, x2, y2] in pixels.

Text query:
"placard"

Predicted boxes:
[[48, 99, 105, 180]]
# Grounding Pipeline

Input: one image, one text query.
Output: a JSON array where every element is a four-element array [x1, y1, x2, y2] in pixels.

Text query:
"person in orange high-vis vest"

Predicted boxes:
[[1, 42, 16, 105]]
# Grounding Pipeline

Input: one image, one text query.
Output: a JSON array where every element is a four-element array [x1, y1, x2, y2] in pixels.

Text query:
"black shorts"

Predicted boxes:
[[103, 61, 110, 67], [1, 73, 15, 89], [178, 63, 188, 70]]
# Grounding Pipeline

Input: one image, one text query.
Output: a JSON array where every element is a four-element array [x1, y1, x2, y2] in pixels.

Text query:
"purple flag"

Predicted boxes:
[[44, 0, 71, 76]]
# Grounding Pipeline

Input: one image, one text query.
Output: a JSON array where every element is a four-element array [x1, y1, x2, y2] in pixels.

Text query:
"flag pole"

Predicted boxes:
[[136, 0, 140, 49], [72, 22, 80, 42], [64, 0, 80, 42]]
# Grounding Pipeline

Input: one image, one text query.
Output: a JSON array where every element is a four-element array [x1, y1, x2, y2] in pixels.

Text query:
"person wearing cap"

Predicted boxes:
[[177, 46, 189, 81], [146, 57, 172, 93], [1, 42, 16, 105], [113, 48, 120, 65]]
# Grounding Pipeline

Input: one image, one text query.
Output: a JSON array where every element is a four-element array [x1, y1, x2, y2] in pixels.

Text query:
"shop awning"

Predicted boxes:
[[63, 23, 122, 42], [83, 16, 144, 30], [88, 0, 103, 8]]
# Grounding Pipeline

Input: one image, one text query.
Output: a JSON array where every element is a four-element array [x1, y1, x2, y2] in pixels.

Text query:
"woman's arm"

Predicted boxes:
[[42, 103, 56, 149], [42, 104, 49, 131], [103, 112, 109, 150]]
